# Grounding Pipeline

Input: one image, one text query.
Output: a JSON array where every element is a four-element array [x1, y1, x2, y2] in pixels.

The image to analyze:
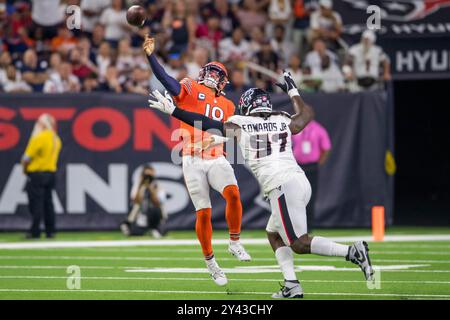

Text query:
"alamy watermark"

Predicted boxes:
[[367, 266, 382, 290], [367, 5, 382, 30], [66, 265, 81, 290]]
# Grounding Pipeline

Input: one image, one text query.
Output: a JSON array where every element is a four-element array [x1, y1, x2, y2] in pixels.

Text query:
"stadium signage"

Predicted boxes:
[[0, 93, 392, 230], [0, 107, 178, 152], [337, 0, 450, 79]]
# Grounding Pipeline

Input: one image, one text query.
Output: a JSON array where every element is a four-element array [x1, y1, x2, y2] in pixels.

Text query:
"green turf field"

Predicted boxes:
[[0, 227, 449, 300]]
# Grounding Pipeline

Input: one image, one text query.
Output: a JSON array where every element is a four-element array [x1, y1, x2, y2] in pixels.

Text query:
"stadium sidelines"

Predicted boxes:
[[1, 234, 450, 249]]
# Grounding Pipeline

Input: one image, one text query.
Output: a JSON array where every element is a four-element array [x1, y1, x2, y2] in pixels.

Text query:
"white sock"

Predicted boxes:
[[310, 236, 349, 257], [275, 246, 297, 281]]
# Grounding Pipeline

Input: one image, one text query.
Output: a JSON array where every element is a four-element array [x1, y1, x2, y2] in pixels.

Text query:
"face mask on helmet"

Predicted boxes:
[[238, 88, 273, 116], [198, 64, 228, 93]]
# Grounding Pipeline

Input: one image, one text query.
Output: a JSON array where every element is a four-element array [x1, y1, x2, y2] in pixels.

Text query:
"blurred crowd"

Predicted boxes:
[[0, 0, 392, 95]]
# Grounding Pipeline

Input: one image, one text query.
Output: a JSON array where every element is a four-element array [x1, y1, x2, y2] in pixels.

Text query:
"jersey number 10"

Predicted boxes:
[[204, 104, 224, 121], [250, 132, 288, 159]]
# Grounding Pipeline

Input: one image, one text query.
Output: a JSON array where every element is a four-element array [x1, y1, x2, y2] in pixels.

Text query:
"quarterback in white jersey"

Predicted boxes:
[[148, 71, 375, 299]]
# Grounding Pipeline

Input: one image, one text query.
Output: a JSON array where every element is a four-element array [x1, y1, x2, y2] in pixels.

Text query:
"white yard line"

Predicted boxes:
[[13, 247, 450, 256], [1, 234, 450, 249], [0, 288, 449, 299], [0, 264, 448, 272], [1, 275, 449, 285], [1, 255, 450, 264]]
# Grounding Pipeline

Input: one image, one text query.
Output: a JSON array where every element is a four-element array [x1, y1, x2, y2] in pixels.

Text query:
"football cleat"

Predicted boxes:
[[272, 281, 304, 299], [346, 241, 375, 281], [228, 241, 252, 262], [206, 259, 228, 286]]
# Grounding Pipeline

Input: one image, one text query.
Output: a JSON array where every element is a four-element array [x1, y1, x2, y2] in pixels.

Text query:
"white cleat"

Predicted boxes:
[[228, 241, 252, 262], [272, 281, 304, 299], [206, 259, 228, 286]]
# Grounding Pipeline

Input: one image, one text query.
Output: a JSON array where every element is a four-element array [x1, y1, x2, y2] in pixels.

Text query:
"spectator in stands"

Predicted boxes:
[[213, 0, 238, 37], [31, 0, 65, 40], [236, 0, 269, 34], [270, 25, 295, 66], [196, 14, 223, 60], [99, 0, 128, 46], [96, 41, 112, 81], [304, 38, 338, 75], [81, 0, 111, 36], [43, 61, 80, 93], [249, 26, 264, 54], [218, 27, 252, 64], [301, 65, 321, 92], [345, 30, 391, 91], [164, 51, 186, 81], [125, 64, 150, 95], [77, 36, 97, 66], [116, 38, 136, 78], [69, 47, 96, 82], [268, 0, 292, 35], [82, 72, 101, 92], [98, 65, 123, 93], [91, 23, 106, 53], [0, 51, 13, 83], [309, 0, 343, 51], [48, 52, 62, 77], [292, 0, 315, 57], [285, 54, 303, 88], [225, 68, 251, 95], [162, 0, 196, 54], [2, 65, 32, 93], [292, 119, 331, 230], [186, 47, 208, 79], [22, 113, 62, 239], [253, 38, 280, 91], [19, 49, 48, 92], [317, 54, 344, 92], [50, 25, 78, 55]]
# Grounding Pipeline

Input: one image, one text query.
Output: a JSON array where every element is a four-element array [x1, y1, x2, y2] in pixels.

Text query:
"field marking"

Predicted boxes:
[[124, 264, 429, 273], [2, 255, 450, 264], [0, 264, 448, 273], [1, 234, 450, 249], [0, 288, 449, 299], [1, 275, 449, 285], [12, 247, 450, 256]]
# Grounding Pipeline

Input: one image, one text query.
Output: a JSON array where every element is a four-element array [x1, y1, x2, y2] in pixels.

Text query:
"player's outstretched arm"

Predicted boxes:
[[143, 36, 181, 96], [276, 70, 314, 135], [148, 90, 239, 138]]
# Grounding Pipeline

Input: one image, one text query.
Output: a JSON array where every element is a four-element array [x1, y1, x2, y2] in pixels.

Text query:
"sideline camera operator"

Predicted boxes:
[[120, 164, 168, 238]]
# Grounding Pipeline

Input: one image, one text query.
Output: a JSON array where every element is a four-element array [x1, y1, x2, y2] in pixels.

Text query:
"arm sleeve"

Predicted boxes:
[[147, 54, 181, 96], [172, 107, 225, 135]]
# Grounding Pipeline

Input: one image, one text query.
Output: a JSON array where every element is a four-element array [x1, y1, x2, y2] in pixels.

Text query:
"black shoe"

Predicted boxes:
[[46, 233, 55, 239], [25, 233, 40, 239]]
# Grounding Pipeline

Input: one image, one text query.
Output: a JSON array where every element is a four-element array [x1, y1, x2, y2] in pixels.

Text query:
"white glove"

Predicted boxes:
[[148, 90, 176, 114]]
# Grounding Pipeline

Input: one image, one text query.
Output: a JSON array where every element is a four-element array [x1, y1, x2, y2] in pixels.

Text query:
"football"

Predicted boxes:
[[126, 5, 146, 27]]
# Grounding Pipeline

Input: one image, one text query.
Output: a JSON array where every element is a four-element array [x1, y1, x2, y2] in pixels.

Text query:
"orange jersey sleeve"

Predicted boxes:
[[174, 78, 198, 110]]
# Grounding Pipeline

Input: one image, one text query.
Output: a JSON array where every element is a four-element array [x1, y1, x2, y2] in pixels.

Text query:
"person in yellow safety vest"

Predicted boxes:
[[21, 113, 62, 239]]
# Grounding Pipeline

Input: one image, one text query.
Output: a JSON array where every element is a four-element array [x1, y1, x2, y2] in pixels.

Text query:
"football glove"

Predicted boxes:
[[148, 90, 176, 114], [276, 70, 300, 98]]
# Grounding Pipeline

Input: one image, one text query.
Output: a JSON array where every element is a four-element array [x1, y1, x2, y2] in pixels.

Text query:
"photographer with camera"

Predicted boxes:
[[120, 164, 168, 238]]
